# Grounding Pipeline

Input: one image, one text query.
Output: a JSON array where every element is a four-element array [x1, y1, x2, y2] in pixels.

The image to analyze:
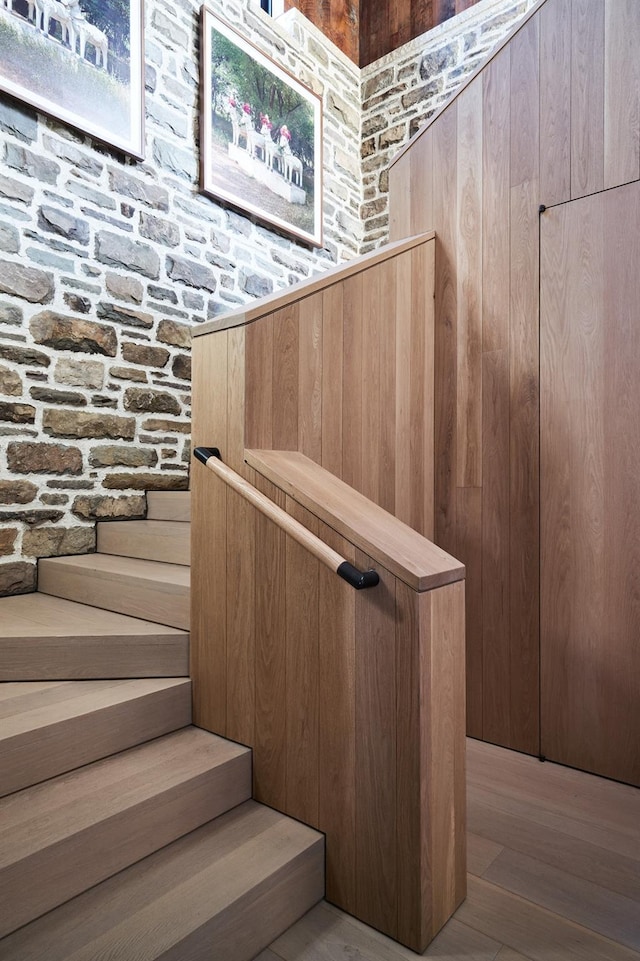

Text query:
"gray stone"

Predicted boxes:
[[96, 231, 160, 279], [109, 366, 148, 382], [72, 494, 146, 519], [420, 41, 460, 79], [146, 100, 188, 139], [105, 272, 144, 304], [5, 144, 59, 185], [152, 139, 197, 181], [1, 509, 64, 526], [30, 387, 87, 407], [55, 359, 104, 389], [0, 223, 19, 254], [43, 136, 103, 177], [0, 303, 22, 326], [31, 311, 117, 357], [363, 68, 395, 100], [147, 284, 177, 304], [8, 441, 83, 474], [26, 247, 76, 272], [0, 480, 37, 504], [0, 562, 36, 597], [0, 365, 21, 396], [152, 9, 188, 47], [0, 344, 50, 367], [401, 81, 441, 110], [0, 100, 37, 143], [167, 255, 216, 292], [240, 270, 273, 298], [140, 212, 180, 247], [108, 169, 169, 211], [38, 206, 90, 245], [157, 320, 191, 349], [96, 303, 154, 329], [66, 179, 117, 210], [22, 526, 95, 558], [43, 409, 135, 440], [63, 293, 92, 314], [0, 261, 54, 303], [182, 291, 204, 310], [0, 171, 34, 203], [123, 388, 181, 416], [0, 402, 35, 424]]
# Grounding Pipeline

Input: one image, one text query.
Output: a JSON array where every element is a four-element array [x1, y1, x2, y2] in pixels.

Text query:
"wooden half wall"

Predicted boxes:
[[191, 234, 468, 950], [388, 0, 640, 755]]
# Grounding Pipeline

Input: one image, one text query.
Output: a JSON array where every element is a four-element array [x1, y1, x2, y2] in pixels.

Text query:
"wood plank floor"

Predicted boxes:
[[261, 737, 640, 960]]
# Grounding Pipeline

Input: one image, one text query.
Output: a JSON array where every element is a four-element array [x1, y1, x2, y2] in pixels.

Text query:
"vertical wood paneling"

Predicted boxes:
[[320, 286, 343, 475], [361, 267, 382, 506], [298, 294, 323, 465], [604, 0, 640, 189], [456, 81, 483, 489], [510, 16, 539, 188], [482, 348, 511, 745], [355, 554, 397, 937], [285, 498, 319, 823], [254, 475, 287, 809], [571, 0, 605, 199], [416, 241, 435, 541], [378, 258, 397, 513], [226, 327, 247, 472], [225, 487, 255, 747], [272, 305, 300, 450], [482, 46, 511, 354], [190, 332, 228, 735], [433, 103, 458, 558], [509, 178, 539, 756], [539, 0, 571, 207], [318, 522, 356, 914], [394, 252, 413, 527], [456, 487, 482, 738], [388, 155, 411, 241], [245, 318, 273, 450], [341, 273, 364, 494], [410, 127, 434, 235]]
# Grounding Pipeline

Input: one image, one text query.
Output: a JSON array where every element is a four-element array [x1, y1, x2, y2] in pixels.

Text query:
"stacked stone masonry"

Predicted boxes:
[[0, 0, 532, 594]]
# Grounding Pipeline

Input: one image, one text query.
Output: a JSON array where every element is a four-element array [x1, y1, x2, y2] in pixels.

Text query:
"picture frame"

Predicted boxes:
[[200, 8, 323, 248], [0, 0, 145, 160]]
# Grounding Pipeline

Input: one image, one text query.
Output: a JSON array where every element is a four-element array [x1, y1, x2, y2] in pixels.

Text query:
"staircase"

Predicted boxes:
[[0, 492, 324, 960]]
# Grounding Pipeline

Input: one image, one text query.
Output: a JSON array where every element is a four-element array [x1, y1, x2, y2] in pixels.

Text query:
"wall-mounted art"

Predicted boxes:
[[0, 0, 144, 159], [200, 8, 323, 248]]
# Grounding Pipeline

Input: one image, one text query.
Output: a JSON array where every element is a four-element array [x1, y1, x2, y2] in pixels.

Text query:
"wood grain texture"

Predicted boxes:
[[539, 0, 571, 206], [571, 0, 605, 199], [604, 0, 640, 190], [510, 16, 539, 188], [341, 272, 364, 494]]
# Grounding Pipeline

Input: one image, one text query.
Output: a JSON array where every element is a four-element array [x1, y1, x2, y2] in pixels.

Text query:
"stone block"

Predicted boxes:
[[0, 173, 34, 205], [89, 445, 158, 468], [0, 303, 22, 326], [0, 480, 38, 504], [63, 293, 92, 314], [240, 270, 273, 298], [66, 180, 117, 210], [55, 359, 104, 389], [105, 272, 144, 304], [30, 387, 87, 407], [140, 212, 180, 247], [157, 320, 191, 349], [152, 139, 197, 181], [0, 365, 22, 396], [0, 100, 37, 143], [72, 494, 146, 520], [0, 261, 54, 304], [102, 472, 189, 491], [123, 387, 181, 416], [0, 344, 49, 367], [22, 525, 95, 558], [122, 343, 170, 367], [43, 410, 136, 440], [109, 366, 148, 382], [8, 441, 83, 474], [142, 418, 191, 433], [38, 206, 90, 245], [172, 355, 191, 380], [108, 169, 169, 211], [30, 311, 117, 356], [0, 528, 18, 555], [0, 223, 19, 254], [0, 562, 36, 597], [96, 231, 160, 280], [152, 8, 188, 48], [2, 508, 64, 526], [5, 144, 59, 185], [0, 402, 35, 424], [166, 255, 216, 292], [43, 136, 103, 177], [97, 302, 154, 329]]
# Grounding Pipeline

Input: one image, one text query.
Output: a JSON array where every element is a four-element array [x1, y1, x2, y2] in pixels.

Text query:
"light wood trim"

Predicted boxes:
[[192, 233, 434, 337], [246, 449, 464, 592], [197, 450, 373, 584]]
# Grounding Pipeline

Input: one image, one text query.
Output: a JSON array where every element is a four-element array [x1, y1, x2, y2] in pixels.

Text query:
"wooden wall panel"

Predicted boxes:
[[319, 287, 341, 475], [571, 0, 604, 199], [341, 273, 364, 494], [539, 0, 571, 207], [272, 305, 299, 450], [298, 294, 323, 465], [378, 258, 397, 512], [361, 264, 382, 507], [604, 0, 640, 190], [225, 487, 255, 748], [245, 317, 273, 451]]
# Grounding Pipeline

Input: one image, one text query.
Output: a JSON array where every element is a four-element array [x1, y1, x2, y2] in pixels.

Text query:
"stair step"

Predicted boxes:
[[0, 594, 188, 680], [147, 490, 191, 522], [0, 727, 251, 938], [97, 519, 190, 566], [0, 678, 191, 796], [0, 800, 324, 961], [38, 553, 190, 629]]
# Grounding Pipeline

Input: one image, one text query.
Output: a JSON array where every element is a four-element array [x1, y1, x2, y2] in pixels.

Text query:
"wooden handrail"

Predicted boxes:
[[194, 447, 379, 590]]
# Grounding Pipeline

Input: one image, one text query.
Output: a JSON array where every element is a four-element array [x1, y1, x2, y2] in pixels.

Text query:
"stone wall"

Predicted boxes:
[[0, 1, 361, 595], [360, 0, 539, 250]]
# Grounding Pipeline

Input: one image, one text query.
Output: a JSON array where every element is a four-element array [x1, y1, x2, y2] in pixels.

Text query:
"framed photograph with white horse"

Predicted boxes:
[[201, 8, 323, 248], [0, 0, 144, 159]]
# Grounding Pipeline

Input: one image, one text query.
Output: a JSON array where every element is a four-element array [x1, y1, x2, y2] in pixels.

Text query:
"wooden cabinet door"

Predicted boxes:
[[540, 181, 640, 787]]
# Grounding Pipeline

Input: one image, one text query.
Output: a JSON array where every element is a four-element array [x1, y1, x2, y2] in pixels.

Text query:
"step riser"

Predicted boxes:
[[97, 521, 191, 566], [38, 561, 189, 630], [147, 491, 191, 522], [1, 682, 191, 796], [1, 754, 251, 938]]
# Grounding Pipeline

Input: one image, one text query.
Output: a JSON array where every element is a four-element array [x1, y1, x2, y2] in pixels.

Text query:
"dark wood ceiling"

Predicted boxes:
[[285, 0, 480, 66]]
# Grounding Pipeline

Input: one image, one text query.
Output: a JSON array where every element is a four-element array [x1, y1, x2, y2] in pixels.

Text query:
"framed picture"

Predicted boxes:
[[200, 8, 323, 248], [0, 0, 144, 159]]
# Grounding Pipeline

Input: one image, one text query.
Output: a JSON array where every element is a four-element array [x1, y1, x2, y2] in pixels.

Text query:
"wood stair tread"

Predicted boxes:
[[97, 519, 190, 566], [0, 800, 324, 961], [0, 595, 189, 680], [0, 678, 191, 796], [37, 553, 190, 630], [0, 727, 251, 938]]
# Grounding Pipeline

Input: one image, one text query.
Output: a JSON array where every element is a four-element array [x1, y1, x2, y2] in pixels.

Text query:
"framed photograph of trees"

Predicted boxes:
[[200, 8, 323, 248], [0, 0, 144, 159]]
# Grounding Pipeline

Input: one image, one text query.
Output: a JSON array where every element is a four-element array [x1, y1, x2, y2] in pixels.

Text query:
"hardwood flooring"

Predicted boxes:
[[261, 737, 640, 960]]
